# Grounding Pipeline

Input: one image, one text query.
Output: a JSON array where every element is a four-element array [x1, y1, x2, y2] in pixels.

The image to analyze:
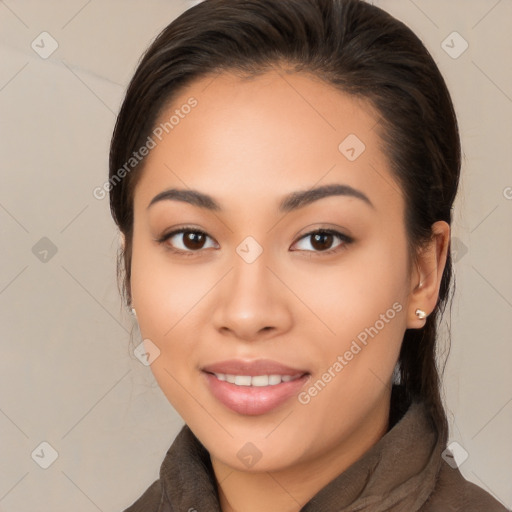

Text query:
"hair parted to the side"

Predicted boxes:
[[109, 0, 460, 435]]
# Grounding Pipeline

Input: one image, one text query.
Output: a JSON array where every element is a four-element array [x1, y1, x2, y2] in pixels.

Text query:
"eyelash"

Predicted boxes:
[[155, 226, 353, 257]]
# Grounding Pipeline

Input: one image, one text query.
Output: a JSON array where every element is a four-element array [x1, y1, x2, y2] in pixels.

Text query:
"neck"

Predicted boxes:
[[211, 398, 390, 512]]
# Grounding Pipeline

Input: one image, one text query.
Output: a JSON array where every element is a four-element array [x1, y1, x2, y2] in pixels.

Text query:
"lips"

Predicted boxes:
[[202, 358, 309, 377], [201, 359, 310, 415]]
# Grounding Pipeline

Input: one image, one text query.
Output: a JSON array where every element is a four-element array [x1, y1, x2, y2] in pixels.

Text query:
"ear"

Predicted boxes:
[[407, 220, 451, 329]]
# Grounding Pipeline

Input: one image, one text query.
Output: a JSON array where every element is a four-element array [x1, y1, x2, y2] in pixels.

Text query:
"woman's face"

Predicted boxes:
[[130, 70, 418, 473]]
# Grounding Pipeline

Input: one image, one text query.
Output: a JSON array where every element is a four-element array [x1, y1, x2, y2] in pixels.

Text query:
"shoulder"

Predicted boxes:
[[121, 479, 162, 512], [421, 462, 509, 511]]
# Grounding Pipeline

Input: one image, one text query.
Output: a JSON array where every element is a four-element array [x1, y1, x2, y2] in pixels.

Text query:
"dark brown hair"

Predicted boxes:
[[109, 0, 460, 432]]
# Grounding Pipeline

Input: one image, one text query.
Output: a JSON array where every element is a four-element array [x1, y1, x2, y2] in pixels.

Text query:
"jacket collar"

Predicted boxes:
[[158, 386, 446, 511]]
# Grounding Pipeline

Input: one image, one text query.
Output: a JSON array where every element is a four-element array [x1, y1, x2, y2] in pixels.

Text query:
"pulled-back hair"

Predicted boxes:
[[109, 0, 460, 433]]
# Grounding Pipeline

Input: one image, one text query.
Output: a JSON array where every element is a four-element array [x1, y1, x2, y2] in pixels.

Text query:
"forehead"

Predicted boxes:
[[133, 69, 401, 215]]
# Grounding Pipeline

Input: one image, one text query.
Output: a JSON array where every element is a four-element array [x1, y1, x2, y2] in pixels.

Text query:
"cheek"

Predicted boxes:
[[129, 234, 218, 403], [293, 234, 409, 338], [130, 235, 209, 338]]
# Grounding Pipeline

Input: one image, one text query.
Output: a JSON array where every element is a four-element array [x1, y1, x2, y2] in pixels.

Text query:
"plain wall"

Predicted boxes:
[[0, 0, 511, 510]]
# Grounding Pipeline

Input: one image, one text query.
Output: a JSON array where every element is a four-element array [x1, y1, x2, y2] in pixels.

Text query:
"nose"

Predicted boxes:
[[211, 250, 293, 342]]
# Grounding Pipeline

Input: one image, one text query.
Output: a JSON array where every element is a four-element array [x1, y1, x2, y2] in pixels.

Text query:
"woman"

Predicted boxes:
[[109, 0, 508, 510]]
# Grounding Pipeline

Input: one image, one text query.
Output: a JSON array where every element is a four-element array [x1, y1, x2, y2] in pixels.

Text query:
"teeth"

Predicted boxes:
[[234, 375, 252, 386], [268, 375, 282, 385], [213, 373, 301, 386], [251, 375, 269, 387]]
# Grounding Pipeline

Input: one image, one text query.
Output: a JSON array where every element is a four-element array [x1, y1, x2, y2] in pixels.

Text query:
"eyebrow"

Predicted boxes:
[[147, 183, 374, 212]]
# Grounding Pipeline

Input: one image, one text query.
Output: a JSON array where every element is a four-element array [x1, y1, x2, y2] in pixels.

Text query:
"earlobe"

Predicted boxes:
[[407, 221, 450, 329], [415, 308, 427, 320]]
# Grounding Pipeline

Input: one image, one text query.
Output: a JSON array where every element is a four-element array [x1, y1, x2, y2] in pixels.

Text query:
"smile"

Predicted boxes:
[[211, 373, 302, 386], [202, 366, 310, 416]]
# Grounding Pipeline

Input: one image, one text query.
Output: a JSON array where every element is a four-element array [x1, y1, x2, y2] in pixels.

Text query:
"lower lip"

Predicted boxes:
[[203, 372, 310, 416]]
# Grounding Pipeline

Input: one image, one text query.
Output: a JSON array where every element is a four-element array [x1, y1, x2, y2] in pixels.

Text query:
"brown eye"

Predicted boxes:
[[291, 229, 353, 254], [158, 228, 218, 254], [310, 232, 334, 251], [182, 231, 207, 250]]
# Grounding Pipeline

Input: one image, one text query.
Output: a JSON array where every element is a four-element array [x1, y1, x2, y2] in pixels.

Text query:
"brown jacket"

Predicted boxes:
[[122, 388, 509, 511]]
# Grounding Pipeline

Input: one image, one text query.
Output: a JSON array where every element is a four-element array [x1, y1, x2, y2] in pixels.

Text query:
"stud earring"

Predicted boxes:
[[130, 305, 137, 318], [415, 308, 427, 319]]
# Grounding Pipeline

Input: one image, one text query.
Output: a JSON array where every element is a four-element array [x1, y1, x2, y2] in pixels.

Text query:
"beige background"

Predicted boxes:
[[0, 0, 511, 510]]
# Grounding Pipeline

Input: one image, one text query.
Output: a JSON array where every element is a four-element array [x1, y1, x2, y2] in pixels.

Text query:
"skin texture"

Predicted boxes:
[[128, 69, 450, 512]]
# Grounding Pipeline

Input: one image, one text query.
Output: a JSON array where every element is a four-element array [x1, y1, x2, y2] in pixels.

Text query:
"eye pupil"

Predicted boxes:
[[184, 232, 205, 250], [311, 232, 333, 251]]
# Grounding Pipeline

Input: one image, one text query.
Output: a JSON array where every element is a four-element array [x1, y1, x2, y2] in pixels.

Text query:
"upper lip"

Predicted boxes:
[[202, 359, 309, 377]]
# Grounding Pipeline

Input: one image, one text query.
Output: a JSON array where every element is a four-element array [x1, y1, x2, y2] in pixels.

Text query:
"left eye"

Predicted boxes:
[[160, 229, 218, 252], [291, 229, 352, 253]]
